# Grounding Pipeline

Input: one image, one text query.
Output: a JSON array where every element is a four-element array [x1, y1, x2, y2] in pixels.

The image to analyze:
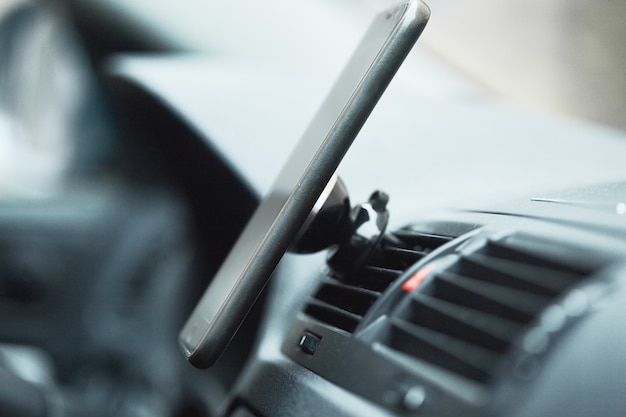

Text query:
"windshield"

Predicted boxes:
[[0, 0, 624, 198], [90, 0, 625, 131]]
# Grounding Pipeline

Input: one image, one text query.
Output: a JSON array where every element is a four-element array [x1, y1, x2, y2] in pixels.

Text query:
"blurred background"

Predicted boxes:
[[69, 0, 626, 131], [0, 2, 623, 416], [0, 0, 624, 196]]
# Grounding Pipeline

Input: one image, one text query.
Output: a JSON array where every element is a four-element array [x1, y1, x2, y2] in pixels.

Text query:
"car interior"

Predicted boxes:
[[0, 1, 625, 417]]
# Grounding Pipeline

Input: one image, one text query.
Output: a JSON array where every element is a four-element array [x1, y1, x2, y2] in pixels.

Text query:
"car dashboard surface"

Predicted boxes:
[[107, 54, 626, 417]]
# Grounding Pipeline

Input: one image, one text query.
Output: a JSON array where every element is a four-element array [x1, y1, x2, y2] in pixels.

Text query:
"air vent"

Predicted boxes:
[[371, 232, 598, 384], [303, 228, 454, 333]]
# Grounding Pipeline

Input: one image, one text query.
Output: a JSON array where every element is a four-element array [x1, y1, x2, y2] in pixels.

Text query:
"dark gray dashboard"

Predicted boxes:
[[106, 53, 626, 417], [234, 199, 626, 417]]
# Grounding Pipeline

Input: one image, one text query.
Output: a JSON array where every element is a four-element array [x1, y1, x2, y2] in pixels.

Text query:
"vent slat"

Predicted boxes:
[[403, 294, 519, 353], [303, 227, 456, 333], [393, 230, 454, 249], [314, 283, 378, 316], [354, 265, 403, 292], [388, 318, 498, 383], [377, 246, 427, 269], [304, 299, 362, 333], [485, 238, 595, 275], [460, 254, 578, 296], [434, 272, 548, 324]]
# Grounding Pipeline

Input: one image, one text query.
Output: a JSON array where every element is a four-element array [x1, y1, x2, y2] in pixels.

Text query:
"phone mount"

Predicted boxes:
[[179, 1, 429, 369], [290, 177, 391, 277]]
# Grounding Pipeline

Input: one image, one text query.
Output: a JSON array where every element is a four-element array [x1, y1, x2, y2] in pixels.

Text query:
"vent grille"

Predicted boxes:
[[303, 229, 454, 333], [377, 234, 596, 384]]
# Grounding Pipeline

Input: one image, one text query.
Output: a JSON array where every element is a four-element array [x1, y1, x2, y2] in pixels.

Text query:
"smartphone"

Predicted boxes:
[[180, 0, 430, 368]]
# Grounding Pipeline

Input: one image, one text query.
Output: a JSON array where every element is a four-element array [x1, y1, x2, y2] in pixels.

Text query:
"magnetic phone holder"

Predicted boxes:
[[290, 176, 391, 277], [289, 176, 352, 254]]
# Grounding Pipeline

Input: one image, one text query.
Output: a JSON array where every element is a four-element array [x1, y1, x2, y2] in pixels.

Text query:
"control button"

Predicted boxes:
[[298, 331, 321, 355], [402, 386, 426, 411]]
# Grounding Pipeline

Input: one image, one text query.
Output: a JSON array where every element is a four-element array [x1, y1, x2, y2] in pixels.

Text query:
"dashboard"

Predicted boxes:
[[1, 2, 626, 417], [108, 53, 626, 417], [241, 199, 626, 417], [113, 32, 626, 417]]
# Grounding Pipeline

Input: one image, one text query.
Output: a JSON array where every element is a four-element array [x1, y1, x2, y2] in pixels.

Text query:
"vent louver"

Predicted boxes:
[[303, 229, 453, 333], [373, 233, 597, 384]]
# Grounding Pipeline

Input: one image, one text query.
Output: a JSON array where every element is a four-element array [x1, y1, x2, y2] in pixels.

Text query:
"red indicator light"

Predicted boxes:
[[402, 265, 433, 292]]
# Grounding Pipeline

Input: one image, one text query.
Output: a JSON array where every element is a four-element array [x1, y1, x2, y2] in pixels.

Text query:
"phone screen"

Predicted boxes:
[[180, 0, 430, 368]]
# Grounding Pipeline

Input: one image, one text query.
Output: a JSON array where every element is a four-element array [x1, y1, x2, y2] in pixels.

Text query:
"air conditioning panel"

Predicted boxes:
[[363, 230, 608, 389], [301, 227, 457, 333]]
